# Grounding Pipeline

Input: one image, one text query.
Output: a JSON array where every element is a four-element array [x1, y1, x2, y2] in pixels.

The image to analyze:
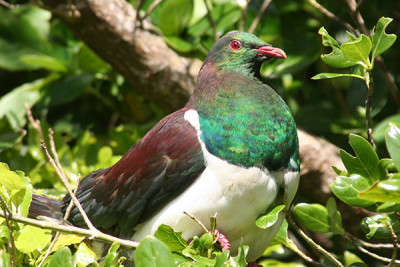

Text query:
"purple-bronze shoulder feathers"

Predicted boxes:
[[63, 107, 205, 236]]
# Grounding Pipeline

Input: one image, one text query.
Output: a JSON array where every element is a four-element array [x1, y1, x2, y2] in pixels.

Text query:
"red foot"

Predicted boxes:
[[210, 229, 231, 251], [247, 262, 262, 267]]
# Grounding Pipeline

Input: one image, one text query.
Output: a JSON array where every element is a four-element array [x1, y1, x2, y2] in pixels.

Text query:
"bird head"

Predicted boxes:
[[202, 31, 287, 74]]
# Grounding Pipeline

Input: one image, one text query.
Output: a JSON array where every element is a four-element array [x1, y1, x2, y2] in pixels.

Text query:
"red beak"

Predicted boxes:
[[255, 46, 287, 59]]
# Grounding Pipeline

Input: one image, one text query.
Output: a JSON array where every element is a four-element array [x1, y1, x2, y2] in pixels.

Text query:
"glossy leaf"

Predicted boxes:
[[293, 203, 330, 233], [76, 242, 97, 267], [256, 205, 285, 229], [15, 225, 51, 253], [371, 17, 397, 59], [340, 134, 383, 182], [326, 198, 344, 235], [231, 241, 248, 267], [214, 250, 230, 267], [358, 179, 400, 203], [154, 224, 187, 253], [373, 114, 400, 142], [361, 214, 400, 239], [318, 27, 357, 68], [159, 0, 193, 36], [134, 236, 174, 267], [377, 202, 400, 212], [331, 174, 375, 207], [48, 247, 74, 267], [385, 123, 400, 172], [312, 73, 364, 80], [341, 34, 372, 66], [103, 243, 120, 267]]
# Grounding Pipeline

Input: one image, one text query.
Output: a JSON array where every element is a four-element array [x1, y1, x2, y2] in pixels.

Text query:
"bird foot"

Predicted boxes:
[[210, 229, 230, 251], [247, 262, 262, 267]]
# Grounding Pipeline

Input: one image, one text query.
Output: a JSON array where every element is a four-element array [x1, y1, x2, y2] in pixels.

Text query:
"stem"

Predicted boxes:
[[0, 210, 139, 248], [365, 72, 374, 147], [286, 213, 344, 267], [204, 0, 218, 41], [384, 218, 399, 267], [248, 0, 272, 34]]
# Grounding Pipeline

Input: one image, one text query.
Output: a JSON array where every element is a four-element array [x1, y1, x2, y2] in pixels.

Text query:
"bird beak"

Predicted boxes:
[[256, 46, 287, 59]]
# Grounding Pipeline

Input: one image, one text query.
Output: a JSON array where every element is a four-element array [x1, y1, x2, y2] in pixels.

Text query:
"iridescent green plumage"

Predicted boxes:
[[188, 32, 299, 172]]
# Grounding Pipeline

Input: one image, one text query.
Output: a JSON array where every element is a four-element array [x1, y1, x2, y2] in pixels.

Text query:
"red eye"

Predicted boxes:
[[230, 40, 242, 50]]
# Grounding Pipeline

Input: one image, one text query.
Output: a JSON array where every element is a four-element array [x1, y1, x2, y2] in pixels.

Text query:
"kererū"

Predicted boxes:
[[29, 31, 299, 261]]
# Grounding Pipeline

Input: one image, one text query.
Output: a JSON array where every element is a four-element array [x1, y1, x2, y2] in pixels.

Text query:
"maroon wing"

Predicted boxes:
[[63, 107, 205, 236]]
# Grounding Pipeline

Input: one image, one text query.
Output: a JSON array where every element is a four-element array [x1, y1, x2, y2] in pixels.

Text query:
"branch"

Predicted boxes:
[[248, 0, 272, 34], [0, 210, 139, 249]]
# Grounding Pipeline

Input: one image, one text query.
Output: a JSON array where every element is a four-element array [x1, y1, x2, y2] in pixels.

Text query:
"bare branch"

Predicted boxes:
[[248, 0, 272, 34], [204, 0, 218, 41], [0, 210, 139, 248]]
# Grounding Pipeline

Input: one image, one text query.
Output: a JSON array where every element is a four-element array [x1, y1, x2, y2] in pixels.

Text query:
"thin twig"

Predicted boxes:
[[25, 104, 98, 233], [143, 0, 163, 20], [365, 76, 375, 147], [248, 0, 272, 34], [344, 0, 369, 35], [0, 195, 16, 267], [37, 178, 81, 267], [384, 219, 399, 267], [346, 232, 394, 248], [0, 0, 30, 8], [309, 0, 357, 35], [286, 214, 344, 267], [183, 211, 209, 233], [203, 0, 218, 41], [39, 140, 98, 232], [239, 0, 251, 32], [0, 210, 139, 248], [48, 128, 66, 179], [346, 235, 400, 264]]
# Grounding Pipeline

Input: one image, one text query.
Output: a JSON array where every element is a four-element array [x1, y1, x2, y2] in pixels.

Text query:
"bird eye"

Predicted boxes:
[[230, 40, 242, 50]]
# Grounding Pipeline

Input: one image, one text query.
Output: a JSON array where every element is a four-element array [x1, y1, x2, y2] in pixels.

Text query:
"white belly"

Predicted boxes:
[[132, 110, 299, 260]]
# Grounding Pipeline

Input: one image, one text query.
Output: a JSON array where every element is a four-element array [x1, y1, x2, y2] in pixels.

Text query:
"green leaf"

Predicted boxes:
[[0, 74, 60, 130], [103, 243, 120, 267], [48, 247, 74, 267], [326, 198, 344, 235], [371, 17, 397, 60], [374, 114, 400, 143], [377, 202, 400, 212], [15, 225, 51, 253], [293, 203, 330, 233], [164, 35, 197, 53], [134, 236, 174, 267], [341, 34, 372, 67], [385, 123, 400, 172], [341, 134, 383, 182], [0, 163, 29, 214], [312, 72, 364, 80], [76, 242, 97, 267], [358, 179, 400, 203], [0, 250, 10, 267], [318, 27, 357, 68], [256, 205, 285, 229], [20, 54, 67, 72], [331, 174, 375, 207], [361, 214, 400, 239], [214, 250, 230, 267], [154, 224, 187, 253], [231, 240, 248, 267], [159, 0, 193, 36]]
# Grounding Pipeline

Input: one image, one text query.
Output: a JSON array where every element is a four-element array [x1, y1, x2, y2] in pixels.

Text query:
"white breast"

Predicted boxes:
[[132, 109, 299, 260]]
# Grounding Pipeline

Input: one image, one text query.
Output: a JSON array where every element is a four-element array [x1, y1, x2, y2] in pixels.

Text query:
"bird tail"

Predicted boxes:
[[29, 193, 64, 221]]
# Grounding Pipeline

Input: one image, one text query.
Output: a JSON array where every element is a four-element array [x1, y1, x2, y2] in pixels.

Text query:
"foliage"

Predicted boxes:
[[0, 0, 399, 266]]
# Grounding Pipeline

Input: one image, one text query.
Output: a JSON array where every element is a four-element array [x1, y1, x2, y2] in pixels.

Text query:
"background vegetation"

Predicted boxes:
[[0, 0, 399, 266]]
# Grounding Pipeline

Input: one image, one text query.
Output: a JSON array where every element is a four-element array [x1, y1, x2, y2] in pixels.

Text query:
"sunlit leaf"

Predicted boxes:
[[318, 27, 357, 68], [341, 34, 372, 67], [371, 17, 397, 59], [48, 247, 73, 267], [159, 0, 193, 36], [154, 224, 187, 253], [385, 123, 400, 172], [15, 225, 51, 253], [134, 236, 174, 267], [312, 73, 364, 80], [293, 203, 330, 233], [331, 174, 375, 207], [256, 205, 285, 229], [76, 242, 97, 267], [358, 179, 400, 203]]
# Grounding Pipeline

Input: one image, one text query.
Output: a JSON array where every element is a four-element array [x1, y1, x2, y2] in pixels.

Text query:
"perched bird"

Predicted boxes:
[[30, 31, 299, 261]]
